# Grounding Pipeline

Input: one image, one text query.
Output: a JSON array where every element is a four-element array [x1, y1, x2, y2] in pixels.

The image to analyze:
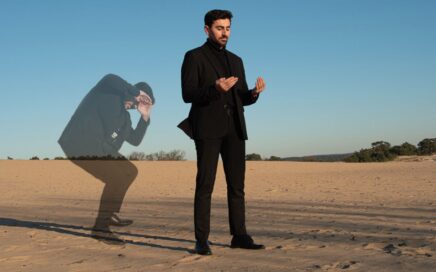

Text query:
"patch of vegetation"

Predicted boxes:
[[344, 138, 435, 162]]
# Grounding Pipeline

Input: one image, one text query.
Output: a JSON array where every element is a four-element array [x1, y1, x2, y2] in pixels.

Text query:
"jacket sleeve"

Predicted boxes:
[[238, 58, 259, 106], [125, 118, 150, 146], [181, 51, 221, 104]]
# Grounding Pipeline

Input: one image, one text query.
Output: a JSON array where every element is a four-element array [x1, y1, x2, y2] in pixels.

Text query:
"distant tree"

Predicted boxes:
[[130, 150, 186, 161], [129, 152, 146, 161], [7, 156, 13, 160], [268, 156, 282, 161], [165, 150, 186, 161], [390, 142, 418, 156], [371, 141, 391, 148], [43, 158, 50, 160], [158, 151, 167, 160], [245, 153, 262, 161], [344, 140, 396, 162], [303, 156, 317, 162], [145, 153, 157, 161], [30, 156, 40, 160], [370, 141, 395, 161], [54, 156, 66, 160], [344, 152, 360, 162], [390, 145, 403, 156], [359, 149, 373, 162], [417, 138, 436, 155], [347, 149, 375, 162], [67, 155, 125, 160]]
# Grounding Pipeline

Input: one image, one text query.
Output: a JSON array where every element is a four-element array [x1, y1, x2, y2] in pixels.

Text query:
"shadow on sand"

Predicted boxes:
[[0, 217, 229, 252]]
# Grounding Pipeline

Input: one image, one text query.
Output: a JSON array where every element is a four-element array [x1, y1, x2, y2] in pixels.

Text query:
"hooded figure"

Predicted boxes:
[[58, 74, 154, 244]]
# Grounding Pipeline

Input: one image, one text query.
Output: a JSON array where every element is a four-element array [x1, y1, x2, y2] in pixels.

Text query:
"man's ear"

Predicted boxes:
[[204, 25, 210, 37]]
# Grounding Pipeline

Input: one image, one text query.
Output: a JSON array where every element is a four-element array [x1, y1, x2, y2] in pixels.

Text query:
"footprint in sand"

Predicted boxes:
[[364, 241, 434, 258], [268, 244, 295, 250], [271, 243, 324, 251], [415, 247, 433, 257], [363, 242, 398, 256], [177, 255, 203, 263], [68, 259, 88, 265], [307, 264, 321, 270], [0, 255, 31, 262], [335, 261, 359, 269], [318, 261, 359, 271], [383, 244, 402, 256], [362, 242, 385, 251], [171, 255, 208, 267]]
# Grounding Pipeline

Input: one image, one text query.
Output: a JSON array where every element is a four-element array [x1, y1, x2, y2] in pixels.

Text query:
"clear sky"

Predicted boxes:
[[1, 0, 435, 160]]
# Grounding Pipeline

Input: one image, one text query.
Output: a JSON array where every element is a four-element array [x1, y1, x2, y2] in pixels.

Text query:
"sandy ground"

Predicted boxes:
[[0, 159, 435, 271]]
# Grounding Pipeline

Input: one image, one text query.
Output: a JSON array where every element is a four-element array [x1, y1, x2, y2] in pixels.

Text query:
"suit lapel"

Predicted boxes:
[[225, 52, 243, 109], [200, 43, 226, 78], [226, 53, 239, 78]]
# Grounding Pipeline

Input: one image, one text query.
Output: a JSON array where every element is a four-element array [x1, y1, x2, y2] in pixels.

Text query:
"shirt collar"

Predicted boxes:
[[207, 38, 226, 52]]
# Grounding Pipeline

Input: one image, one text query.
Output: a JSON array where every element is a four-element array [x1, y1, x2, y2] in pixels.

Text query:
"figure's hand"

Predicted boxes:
[[252, 77, 266, 96], [137, 90, 153, 105], [137, 101, 153, 122], [215, 77, 238, 93]]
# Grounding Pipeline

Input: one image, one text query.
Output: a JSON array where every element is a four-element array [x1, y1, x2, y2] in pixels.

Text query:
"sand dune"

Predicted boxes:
[[0, 160, 435, 271]]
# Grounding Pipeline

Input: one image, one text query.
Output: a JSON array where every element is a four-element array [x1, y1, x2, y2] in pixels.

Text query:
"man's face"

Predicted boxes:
[[205, 19, 231, 48], [124, 100, 137, 110]]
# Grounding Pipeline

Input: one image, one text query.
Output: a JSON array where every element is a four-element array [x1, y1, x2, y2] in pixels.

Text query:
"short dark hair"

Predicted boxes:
[[204, 9, 233, 27]]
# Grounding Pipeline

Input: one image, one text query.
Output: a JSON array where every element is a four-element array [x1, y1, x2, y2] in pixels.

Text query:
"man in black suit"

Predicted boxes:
[[59, 74, 154, 244], [180, 9, 266, 255]]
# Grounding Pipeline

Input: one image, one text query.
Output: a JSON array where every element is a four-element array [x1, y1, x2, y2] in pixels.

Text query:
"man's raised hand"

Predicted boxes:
[[136, 90, 153, 121], [137, 90, 153, 105], [137, 101, 152, 121], [215, 77, 238, 93], [252, 77, 266, 97]]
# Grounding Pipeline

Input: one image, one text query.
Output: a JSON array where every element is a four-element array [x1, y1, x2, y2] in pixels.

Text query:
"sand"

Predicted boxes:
[[0, 159, 435, 271]]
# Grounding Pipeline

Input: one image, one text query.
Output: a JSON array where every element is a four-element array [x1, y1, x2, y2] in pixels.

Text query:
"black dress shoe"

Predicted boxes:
[[109, 214, 133, 226], [91, 228, 125, 245], [230, 234, 265, 250], [94, 213, 133, 228], [195, 241, 212, 255]]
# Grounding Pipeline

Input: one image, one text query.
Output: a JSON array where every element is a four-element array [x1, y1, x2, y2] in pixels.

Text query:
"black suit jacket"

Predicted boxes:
[[179, 42, 258, 140], [58, 74, 150, 158]]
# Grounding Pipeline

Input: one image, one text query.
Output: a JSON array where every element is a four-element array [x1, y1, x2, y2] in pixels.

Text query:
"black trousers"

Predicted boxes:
[[60, 141, 137, 227], [194, 110, 247, 242]]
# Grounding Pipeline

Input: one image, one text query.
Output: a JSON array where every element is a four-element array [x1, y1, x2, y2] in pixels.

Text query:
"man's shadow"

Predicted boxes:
[[0, 217, 193, 252]]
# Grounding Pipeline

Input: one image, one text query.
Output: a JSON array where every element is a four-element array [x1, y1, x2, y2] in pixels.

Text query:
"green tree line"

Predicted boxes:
[[344, 138, 436, 162]]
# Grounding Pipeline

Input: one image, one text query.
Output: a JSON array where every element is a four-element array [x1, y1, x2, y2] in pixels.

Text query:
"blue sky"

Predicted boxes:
[[1, 0, 435, 160]]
